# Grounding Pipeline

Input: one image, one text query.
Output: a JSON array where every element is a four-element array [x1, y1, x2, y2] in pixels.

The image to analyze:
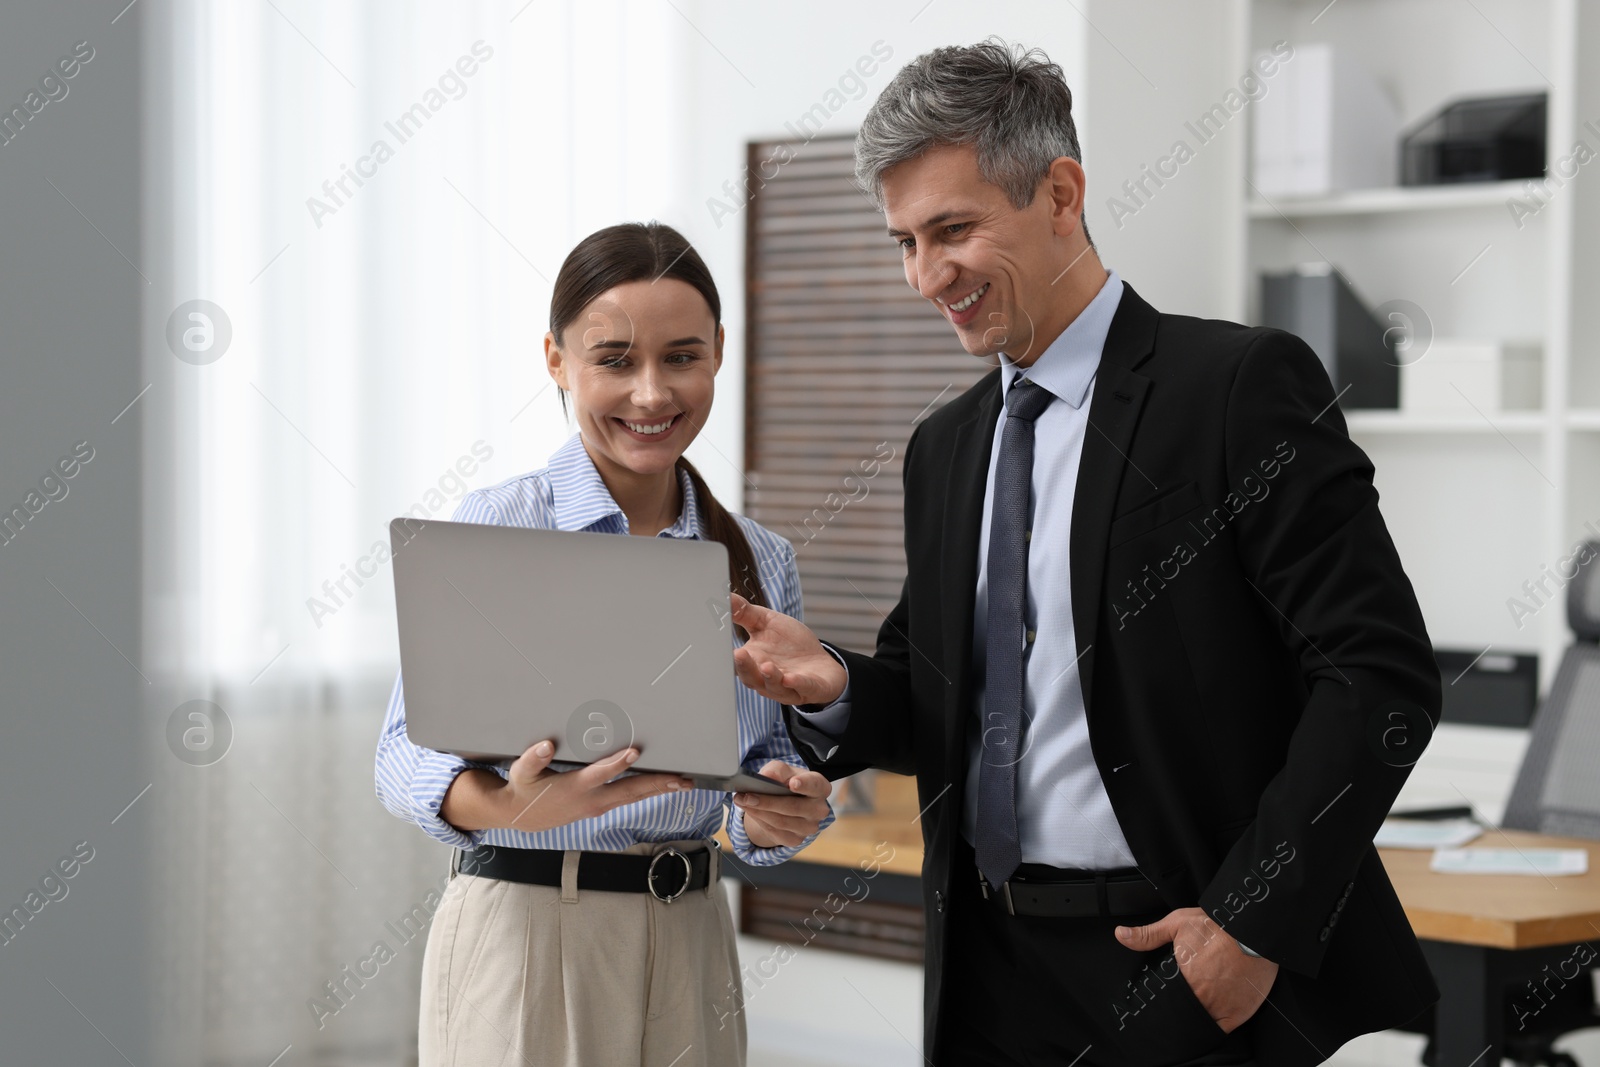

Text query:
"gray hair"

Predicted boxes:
[[855, 39, 1090, 242]]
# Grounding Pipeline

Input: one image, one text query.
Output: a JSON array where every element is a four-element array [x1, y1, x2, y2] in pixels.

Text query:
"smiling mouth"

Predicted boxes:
[[615, 414, 681, 437], [946, 282, 990, 312]]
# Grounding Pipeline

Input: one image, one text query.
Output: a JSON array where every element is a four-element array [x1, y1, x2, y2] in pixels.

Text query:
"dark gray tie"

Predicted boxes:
[[975, 376, 1055, 889]]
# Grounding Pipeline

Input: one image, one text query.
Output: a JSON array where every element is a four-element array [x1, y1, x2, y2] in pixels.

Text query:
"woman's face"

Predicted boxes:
[[545, 277, 723, 480]]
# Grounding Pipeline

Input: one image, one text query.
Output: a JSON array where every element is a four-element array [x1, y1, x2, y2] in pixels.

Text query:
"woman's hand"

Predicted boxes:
[[730, 593, 848, 707], [502, 741, 697, 832], [733, 760, 832, 849], [442, 740, 695, 834]]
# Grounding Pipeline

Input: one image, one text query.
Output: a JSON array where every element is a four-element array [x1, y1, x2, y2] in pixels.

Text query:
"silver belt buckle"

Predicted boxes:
[[648, 847, 693, 903]]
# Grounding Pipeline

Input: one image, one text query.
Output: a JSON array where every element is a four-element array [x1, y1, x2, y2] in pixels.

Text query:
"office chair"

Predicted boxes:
[[1403, 541, 1600, 1067], [1503, 540, 1600, 838]]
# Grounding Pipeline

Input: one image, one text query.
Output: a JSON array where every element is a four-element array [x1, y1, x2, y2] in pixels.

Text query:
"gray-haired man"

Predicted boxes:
[[733, 39, 1441, 1067]]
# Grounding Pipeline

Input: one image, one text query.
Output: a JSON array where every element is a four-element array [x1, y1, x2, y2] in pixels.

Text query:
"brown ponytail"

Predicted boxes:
[[549, 222, 768, 615], [676, 457, 770, 624]]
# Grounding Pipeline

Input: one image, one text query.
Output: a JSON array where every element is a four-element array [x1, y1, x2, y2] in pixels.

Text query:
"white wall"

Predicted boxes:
[[1080, 0, 1250, 321]]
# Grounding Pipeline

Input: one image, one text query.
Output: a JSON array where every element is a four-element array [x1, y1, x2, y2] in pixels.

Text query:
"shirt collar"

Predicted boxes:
[[1000, 268, 1124, 409], [547, 432, 702, 538]]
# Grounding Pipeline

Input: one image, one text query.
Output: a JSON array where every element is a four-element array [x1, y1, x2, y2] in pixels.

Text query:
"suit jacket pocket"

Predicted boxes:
[[1109, 480, 1202, 548]]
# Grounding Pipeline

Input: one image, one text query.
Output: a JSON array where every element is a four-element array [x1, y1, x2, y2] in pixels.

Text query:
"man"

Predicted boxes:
[[729, 40, 1441, 1067]]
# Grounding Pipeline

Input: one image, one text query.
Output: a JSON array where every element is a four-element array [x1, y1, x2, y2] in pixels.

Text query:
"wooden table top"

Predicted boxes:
[[783, 772, 927, 877], [728, 779, 1600, 951], [1379, 828, 1600, 950]]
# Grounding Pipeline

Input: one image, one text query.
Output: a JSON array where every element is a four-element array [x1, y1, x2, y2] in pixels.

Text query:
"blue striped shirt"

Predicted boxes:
[[374, 432, 833, 865]]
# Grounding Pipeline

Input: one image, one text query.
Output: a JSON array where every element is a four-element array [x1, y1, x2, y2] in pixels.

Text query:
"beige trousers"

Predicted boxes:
[[417, 838, 746, 1067]]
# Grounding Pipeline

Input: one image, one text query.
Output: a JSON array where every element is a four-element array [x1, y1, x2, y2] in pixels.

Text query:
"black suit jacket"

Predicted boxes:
[[784, 283, 1442, 1065]]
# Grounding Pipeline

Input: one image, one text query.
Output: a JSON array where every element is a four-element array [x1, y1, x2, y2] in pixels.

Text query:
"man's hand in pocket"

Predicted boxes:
[[1115, 907, 1279, 1032]]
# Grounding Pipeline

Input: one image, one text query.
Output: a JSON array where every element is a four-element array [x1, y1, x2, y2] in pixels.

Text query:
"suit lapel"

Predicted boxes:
[[940, 370, 1002, 769], [1069, 286, 1159, 717]]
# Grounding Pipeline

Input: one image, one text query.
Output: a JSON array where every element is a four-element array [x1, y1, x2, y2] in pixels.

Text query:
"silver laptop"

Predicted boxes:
[[390, 517, 798, 796]]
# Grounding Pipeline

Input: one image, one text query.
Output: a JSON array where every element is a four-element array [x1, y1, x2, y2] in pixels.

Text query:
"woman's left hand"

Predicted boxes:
[[734, 761, 832, 849]]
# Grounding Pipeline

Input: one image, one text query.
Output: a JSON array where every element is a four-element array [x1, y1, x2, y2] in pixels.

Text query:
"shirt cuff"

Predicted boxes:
[[790, 643, 852, 737], [410, 749, 496, 851]]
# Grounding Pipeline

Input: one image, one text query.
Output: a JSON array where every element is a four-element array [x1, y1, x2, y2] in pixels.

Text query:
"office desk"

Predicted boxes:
[[779, 772, 926, 876], [1379, 830, 1600, 1065]]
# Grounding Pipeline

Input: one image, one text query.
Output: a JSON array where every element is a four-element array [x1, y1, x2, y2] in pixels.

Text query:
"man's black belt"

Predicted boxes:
[[455, 843, 715, 904], [979, 866, 1165, 918]]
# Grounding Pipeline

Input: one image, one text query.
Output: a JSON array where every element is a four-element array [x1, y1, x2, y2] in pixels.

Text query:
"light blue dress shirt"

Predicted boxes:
[[800, 270, 1138, 870], [375, 431, 834, 865]]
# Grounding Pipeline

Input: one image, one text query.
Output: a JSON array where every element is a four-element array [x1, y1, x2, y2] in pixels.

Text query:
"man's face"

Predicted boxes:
[[882, 142, 1060, 362]]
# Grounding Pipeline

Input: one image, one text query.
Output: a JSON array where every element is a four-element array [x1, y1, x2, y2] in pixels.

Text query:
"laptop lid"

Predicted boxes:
[[391, 517, 750, 781]]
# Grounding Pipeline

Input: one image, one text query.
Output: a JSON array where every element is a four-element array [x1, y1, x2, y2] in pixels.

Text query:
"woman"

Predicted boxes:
[[375, 222, 835, 1066]]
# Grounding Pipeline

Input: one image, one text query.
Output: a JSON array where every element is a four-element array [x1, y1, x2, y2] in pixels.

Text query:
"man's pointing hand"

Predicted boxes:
[[730, 593, 848, 707]]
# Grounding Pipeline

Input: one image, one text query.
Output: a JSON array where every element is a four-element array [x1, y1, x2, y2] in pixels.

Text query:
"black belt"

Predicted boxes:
[[454, 842, 716, 904], [979, 866, 1165, 918]]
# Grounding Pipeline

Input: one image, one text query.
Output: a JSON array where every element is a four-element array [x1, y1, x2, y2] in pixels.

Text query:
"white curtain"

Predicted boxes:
[[141, 2, 688, 1062]]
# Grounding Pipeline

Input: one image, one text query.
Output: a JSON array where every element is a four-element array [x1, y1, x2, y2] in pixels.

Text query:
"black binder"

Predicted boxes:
[[1260, 265, 1399, 410]]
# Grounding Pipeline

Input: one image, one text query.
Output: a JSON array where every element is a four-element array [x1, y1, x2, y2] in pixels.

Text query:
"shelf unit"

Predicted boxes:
[[1247, 179, 1531, 220], [1226, 0, 1600, 692], [1342, 410, 1547, 435]]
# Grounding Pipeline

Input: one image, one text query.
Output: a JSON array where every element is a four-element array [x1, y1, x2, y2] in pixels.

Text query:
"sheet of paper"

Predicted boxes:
[[1374, 818, 1483, 850], [1429, 848, 1589, 876]]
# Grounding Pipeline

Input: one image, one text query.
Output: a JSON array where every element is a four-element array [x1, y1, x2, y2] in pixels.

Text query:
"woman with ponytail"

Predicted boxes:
[[375, 222, 835, 1066]]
